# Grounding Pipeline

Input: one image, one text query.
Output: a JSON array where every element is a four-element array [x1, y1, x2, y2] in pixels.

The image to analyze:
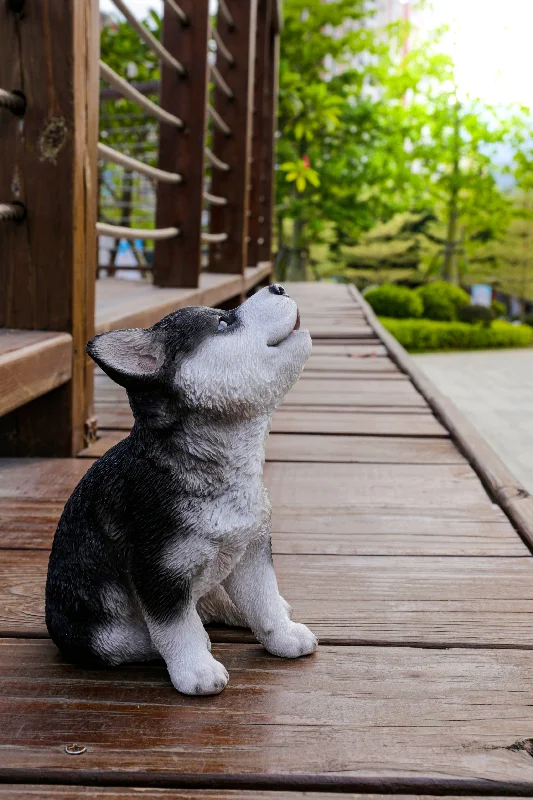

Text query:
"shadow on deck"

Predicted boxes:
[[2, 283, 533, 797]]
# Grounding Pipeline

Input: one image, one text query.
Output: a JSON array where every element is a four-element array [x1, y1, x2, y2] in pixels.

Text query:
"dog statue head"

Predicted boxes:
[[87, 285, 312, 424]]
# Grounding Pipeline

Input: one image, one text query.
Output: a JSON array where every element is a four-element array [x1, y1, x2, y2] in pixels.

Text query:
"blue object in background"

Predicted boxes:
[[471, 284, 492, 308]]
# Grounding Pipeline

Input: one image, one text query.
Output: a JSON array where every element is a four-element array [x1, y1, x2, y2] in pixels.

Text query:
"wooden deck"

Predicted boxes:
[[2, 282, 533, 797]]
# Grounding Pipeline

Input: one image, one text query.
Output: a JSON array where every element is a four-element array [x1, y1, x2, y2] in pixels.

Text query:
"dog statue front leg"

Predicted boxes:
[[132, 572, 228, 695], [223, 528, 318, 658]]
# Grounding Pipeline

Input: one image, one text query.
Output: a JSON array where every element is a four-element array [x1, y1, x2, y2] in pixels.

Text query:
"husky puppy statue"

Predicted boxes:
[[46, 284, 317, 695]]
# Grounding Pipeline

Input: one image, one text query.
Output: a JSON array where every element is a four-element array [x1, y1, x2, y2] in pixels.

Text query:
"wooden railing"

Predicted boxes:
[[0, 0, 281, 457]]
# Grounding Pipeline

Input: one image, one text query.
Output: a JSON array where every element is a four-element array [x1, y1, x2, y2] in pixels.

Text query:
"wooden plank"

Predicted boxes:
[[266, 434, 465, 463], [284, 382, 427, 408], [153, 0, 210, 287], [0, 332, 72, 418], [5, 549, 533, 642], [209, 0, 258, 275], [270, 409, 447, 437], [305, 355, 402, 374], [0, 459, 90, 500], [3, 789, 463, 800], [81, 432, 465, 464], [94, 406, 445, 434], [3, 641, 533, 791], [0, 0, 99, 456], [356, 286, 533, 559], [2, 500, 521, 556]]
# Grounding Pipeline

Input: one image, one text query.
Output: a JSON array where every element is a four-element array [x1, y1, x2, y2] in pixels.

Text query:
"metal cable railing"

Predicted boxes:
[[100, 61, 184, 128]]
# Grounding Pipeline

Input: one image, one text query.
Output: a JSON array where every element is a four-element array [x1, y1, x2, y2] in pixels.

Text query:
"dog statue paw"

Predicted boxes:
[[45, 285, 317, 694]]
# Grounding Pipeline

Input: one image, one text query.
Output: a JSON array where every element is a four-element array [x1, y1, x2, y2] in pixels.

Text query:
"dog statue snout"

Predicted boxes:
[[268, 284, 286, 296]]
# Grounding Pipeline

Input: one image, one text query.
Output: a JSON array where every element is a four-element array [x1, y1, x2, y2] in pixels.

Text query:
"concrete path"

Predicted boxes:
[[414, 348, 533, 493]]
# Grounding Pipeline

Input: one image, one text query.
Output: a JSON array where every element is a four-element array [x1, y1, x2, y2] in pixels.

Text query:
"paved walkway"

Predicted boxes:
[[415, 348, 533, 494]]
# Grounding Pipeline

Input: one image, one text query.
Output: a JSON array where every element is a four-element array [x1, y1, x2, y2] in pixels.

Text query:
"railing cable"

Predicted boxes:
[[203, 191, 228, 206], [100, 61, 184, 128], [218, 0, 235, 28], [98, 143, 183, 184], [110, 0, 186, 75], [0, 89, 25, 115], [205, 146, 231, 172], [162, 0, 188, 25], [201, 232, 228, 243], [208, 104, 231, 135], [210, 26, 235, 65], [0, 203, 25, 222], [96, 222, 180, 241], [210, 65, 234, 99]]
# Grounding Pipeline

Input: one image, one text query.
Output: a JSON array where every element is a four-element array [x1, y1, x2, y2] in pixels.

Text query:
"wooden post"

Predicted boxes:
[[0, 0, 99, 456], [209, 0, 258, 275], [248, 0, 274, 268], [153, 0, 210, 288], [257, 25, 279, 264]]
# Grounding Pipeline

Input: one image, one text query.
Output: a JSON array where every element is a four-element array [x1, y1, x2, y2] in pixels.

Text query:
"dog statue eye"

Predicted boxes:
[[217, 318, 228, 332]]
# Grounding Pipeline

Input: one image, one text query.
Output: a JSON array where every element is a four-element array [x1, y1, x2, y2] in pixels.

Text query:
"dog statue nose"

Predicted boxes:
[[268, 284, 286, 296]]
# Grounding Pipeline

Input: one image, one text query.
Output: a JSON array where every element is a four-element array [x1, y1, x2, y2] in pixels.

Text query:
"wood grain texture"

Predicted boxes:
[[5, 550, 533, 644], [80, 432, 466, 464], [270, 409, 447, 437], [0, 0, 99, 456], [355, 286, 533, 558], [153, 0, 210, 287], [247, 0, 274, 268], [3, 790, 474, 800], [0, 331, 72, 418], [2, 641, 533, 791]]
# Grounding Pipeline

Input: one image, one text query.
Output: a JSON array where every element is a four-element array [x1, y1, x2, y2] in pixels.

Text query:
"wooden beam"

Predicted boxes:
[[259, 28, 279, 264], [153, 0, 210, 287], [0, 0, 99, 456], [0, 331, 72, 418], [247, 0, 273, 268], [209, 0, 258, 276]]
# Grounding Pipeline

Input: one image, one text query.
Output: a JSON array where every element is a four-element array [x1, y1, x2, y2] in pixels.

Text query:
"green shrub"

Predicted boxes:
[[416, 281, 470, 321], [491, 300, 506, 318], [457, 304, 494, 327], [364, 284, 423, 319], [380, 317, 533, 352], [524, 313, 533, 327]]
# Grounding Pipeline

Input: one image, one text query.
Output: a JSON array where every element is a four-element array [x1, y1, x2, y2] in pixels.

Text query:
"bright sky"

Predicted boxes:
[[100, 0, 533, 108], [431, 0, 533, 108]]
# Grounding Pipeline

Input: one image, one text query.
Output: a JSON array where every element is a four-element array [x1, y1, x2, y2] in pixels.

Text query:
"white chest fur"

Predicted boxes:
[[162, 413, 272, 600]]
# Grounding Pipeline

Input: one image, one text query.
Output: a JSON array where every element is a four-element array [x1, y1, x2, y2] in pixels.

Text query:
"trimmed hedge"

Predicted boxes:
[[364, 284, 423, 319], [415, 281, 470, 321], [380, 317, 533, 353]]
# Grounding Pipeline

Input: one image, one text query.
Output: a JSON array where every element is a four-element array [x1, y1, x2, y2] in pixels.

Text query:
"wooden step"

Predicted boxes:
[[0, 330, 72, 417]]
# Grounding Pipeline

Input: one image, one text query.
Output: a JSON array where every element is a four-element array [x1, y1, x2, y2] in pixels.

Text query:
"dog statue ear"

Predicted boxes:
[[87, 328, 164, 388]]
